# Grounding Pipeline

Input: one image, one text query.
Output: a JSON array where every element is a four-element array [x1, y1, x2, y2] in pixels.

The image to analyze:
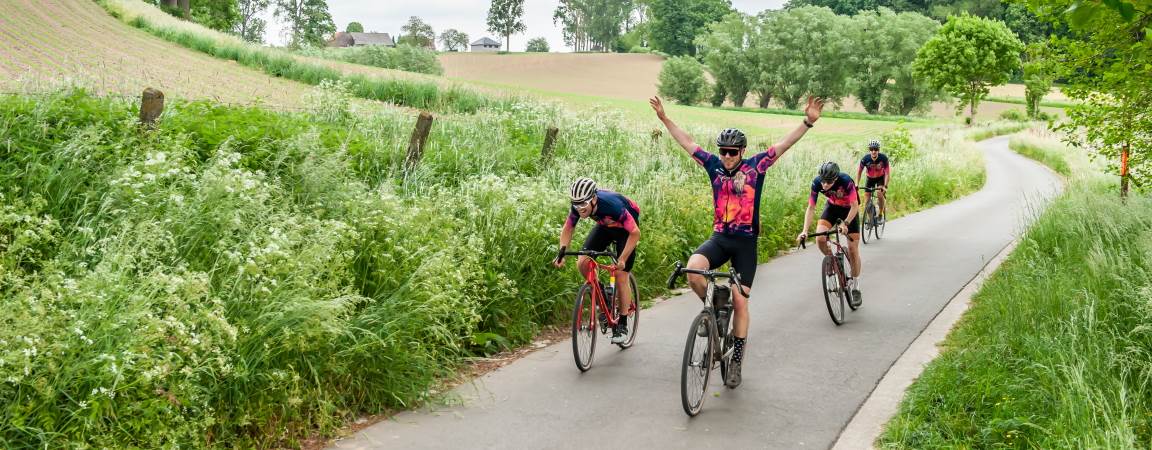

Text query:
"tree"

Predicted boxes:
[[848, 9, 939, 114], [439, 29, 470, 52], [488, 0, 527, 52], [753, 6, 854, 109], [399, 16, 435, 49], [274, 0, 335, 49], [1023, 0, 1151, 192], [695, 13, 756, 106], [526, 37, 550, 52], [648, 0, 732, 56], [234, 0, 269, 43], [657, 56, 709, 104], [346, 22, 364, 33], [1021, 42, 1053, 119], [912, 14, 1023, 122]]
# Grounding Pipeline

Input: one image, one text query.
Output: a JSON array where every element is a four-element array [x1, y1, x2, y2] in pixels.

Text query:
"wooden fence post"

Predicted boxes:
[[650, 129, 663, 147], [139, 88, 164, 129], [1121, 142, 1129, 199], [540, 126, 559, 164], [404, 111, 434, 174]]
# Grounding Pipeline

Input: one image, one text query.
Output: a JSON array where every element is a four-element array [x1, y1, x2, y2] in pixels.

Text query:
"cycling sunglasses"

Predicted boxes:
[[718, 147, 742, 157]]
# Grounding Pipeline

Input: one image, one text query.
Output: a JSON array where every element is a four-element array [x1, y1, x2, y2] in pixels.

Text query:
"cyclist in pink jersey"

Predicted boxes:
[[798, 162, 863, 306], [651, 95, 824, 387], [856, 140, 890, 222]]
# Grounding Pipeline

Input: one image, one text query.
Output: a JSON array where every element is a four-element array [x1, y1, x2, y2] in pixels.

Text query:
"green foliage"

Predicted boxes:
[[346, 21, 363, 32], [753, 6, 854, 108], [298, 44, 444, 75], [999, 108, 1026, 121], [234, 0, 269, 43], [526, 37, 550, 52], [709, 82, 727, 107], [881, 182, 1152, 448], [1009, 134, 1071, 175], [554, 0, 636, 51], [913, 14, 1024, 121], [487, 0, 527, 51], [439, 28, 470, 52], [880, 122, 917, 162], [657, 56, 708, 105], [399, 16, 435, 49], [1022, 42, 1054, 119], [648, 0, 732, 56], [783, 0, 1052, 43], [849, 9, 941, 115], [274, 0, 335, 49], [1023, 0, 1151, 187], [696, 13, 755, 107]]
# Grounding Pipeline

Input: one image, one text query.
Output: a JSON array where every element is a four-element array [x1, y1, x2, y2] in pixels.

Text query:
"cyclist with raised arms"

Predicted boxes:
[[554, 177, 641, 344], [650, 95, 824, 387]]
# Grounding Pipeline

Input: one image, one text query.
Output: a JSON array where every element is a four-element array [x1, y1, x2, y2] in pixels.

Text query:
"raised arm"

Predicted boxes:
[[650, 97, 699, 155], [772, 96, 825, 159]]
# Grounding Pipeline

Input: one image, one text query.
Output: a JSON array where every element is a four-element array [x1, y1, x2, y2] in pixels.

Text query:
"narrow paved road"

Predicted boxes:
[[333, 136, 1061, 450]]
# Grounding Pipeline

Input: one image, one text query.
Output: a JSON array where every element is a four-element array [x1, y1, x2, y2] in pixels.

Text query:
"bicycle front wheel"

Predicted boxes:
[[821, 256, 846, 325], [876, 208, 885, 240], [617, 273, 640, 349], [862, 203, 873, 244], [571, 283, 598, 372], [681, 311, 715, 416]]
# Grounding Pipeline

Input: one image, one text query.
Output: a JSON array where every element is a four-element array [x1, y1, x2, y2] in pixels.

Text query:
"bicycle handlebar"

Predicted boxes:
[[556, 248, 618, 264], [666, 261, 749, 298], [798, 220, 844, 249]]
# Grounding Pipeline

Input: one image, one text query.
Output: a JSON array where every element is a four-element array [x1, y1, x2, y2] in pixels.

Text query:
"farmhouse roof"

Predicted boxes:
[[472, 37, 501, 46]]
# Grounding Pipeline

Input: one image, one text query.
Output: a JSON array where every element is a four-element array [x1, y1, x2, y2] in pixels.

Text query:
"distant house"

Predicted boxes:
[[327, 32, 396, 48], [471, 37, 501, 52]]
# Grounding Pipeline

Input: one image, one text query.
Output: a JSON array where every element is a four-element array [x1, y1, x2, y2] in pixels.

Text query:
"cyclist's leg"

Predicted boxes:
[[610, 229, 636, 316], [846, 217, 862, 278], [816, 204, 837, 255], [723, 236, 757, 340], [687, 235, 728, 301], [878, 186, 887, 217]]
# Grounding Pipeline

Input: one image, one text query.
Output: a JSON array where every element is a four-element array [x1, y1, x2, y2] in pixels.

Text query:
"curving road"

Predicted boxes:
[[332, 136, 1062, 450]]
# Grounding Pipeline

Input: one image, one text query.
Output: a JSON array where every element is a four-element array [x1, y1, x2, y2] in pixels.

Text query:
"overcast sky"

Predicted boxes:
[[263, 0, 788, 51]]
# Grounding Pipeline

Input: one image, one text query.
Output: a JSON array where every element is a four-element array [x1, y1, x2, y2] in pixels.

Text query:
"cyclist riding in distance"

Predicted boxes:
[[798, 162, 863, 306], [650, 95, 824, 387], [856, 140, 890, 222], [554, 177, 641, 344]]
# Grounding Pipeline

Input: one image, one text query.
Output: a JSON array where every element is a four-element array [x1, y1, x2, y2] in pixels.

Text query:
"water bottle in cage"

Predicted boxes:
[[714, 285, 732, 334]]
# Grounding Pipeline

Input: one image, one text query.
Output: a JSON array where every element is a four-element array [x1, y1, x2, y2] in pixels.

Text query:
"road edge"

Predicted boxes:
[[829, 238, 1020, 449]]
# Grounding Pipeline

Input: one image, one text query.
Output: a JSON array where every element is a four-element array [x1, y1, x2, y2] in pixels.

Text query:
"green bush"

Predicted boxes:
[[881, 122, 917, 162], [657, 56, 708, 105], [998, 108, 1027, 121], [298, 44, 444, 75], [526, 37, 550, 52]]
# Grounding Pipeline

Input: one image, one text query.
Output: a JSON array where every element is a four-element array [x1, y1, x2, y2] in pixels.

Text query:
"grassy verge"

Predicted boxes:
[[967, 122, 1031, 141], [985, 95, 1076, 109], [711, 105, 933, 123], [97, 0, 510, 113], [1009, 133, 1072, 176], [879, 180, 1152, 448], [0, 89, 986, 448]]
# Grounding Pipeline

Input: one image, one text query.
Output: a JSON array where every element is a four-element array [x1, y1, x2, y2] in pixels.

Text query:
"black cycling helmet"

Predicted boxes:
[[818, 161, 840, 183], [868, 139, 881, 150], [716, 128, 747, 148]]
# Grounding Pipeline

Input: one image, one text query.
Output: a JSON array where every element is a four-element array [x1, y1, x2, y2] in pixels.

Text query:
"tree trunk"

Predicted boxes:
[[1121, 143, 1130, 198], [162, 0, 177, 7], [758, 92, 771, 109], [177, 0, 190, 18]]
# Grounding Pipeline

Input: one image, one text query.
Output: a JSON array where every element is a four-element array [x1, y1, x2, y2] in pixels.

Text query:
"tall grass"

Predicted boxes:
[[1010, 133, 1072, 176], [0, 89, 986, 447], [297, 45, 444, 76], [880, 181, 1152, 448], [97, 0, 510, 114]]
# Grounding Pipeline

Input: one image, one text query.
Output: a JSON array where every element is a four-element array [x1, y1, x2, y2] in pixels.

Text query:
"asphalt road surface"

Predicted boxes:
[[333, 136, 1062, 450]]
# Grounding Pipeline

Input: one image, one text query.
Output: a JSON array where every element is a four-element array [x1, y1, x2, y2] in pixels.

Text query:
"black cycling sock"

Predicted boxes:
[[619, 316, 628, 328], [733, 337, 746, 363]]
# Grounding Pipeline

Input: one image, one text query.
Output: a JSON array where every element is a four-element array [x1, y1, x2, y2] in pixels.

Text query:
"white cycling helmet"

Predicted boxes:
[[570, 177, 597, 203]]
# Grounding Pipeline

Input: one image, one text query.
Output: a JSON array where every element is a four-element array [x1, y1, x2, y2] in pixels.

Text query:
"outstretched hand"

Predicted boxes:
[[649, 96, 667, 119], [805, 96, 825, 123]]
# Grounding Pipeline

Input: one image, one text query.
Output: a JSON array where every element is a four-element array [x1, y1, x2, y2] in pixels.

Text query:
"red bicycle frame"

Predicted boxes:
[[570, 252, 635, 330]]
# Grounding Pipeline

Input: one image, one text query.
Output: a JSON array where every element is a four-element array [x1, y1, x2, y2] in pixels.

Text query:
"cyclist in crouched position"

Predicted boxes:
[[798, 162, 863, 307]]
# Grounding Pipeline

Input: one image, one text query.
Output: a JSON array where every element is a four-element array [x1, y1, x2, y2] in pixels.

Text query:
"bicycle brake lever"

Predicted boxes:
[[666, 262, 682, 289]]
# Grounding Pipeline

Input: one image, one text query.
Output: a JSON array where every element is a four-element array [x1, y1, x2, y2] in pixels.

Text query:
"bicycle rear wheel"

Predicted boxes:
[[681, 311, 715, 416], [821, 256, 846, 325], [617, 273, 640, 349], [571, 283, 598, 372]]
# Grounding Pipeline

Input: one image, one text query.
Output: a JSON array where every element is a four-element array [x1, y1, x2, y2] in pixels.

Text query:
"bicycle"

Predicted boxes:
[[799, 222, 859, 326], [560, 249, 639, 372], [666, 262, 746, 416], [858, 186, 885, 243]]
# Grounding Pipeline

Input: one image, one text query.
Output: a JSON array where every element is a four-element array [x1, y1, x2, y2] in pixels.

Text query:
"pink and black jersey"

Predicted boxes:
[[565, 190, 641, 232], [691, 146, 780, 238], [859, 153, 890, 179], [810, 173, 858, 208]]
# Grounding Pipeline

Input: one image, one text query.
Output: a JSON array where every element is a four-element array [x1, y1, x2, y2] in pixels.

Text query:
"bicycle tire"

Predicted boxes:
[[617, 273, 640, 349], [571, 283, 597, 372], [862, 201, 873, 244], [681, 311, 714, 416], [821, 256, 846, 325], [876, 208, 885, 240]]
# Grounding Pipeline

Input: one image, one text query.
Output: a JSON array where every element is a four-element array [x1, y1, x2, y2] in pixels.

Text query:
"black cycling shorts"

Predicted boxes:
[[582, 225, 637, 272], [820, 203, 860, 235], [693, 233, 758, 287], [866, 176, 885, 189]]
